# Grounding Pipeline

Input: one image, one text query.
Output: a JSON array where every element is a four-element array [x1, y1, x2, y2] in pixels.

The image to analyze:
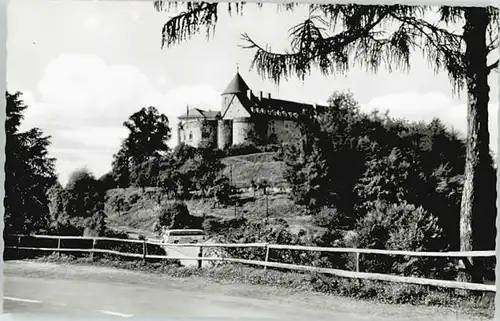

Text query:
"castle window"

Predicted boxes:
[[189, 131, 193, 140]]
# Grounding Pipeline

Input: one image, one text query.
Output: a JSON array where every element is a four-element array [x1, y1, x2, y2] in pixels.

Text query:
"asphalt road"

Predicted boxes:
[[3, 261, 492, 320]]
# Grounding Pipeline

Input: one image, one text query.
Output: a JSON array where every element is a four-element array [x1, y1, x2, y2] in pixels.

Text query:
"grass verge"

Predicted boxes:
[[26, 253, 494, 319]]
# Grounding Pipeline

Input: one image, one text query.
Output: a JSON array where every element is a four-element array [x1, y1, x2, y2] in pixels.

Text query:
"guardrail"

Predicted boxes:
[[5, 234, 496, 293]]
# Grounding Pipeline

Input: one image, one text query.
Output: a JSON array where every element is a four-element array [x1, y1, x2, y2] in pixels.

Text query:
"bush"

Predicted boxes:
[[202, 217, 221, 234], [83, 212, 107, 237], [155, 201, 201, 236], [312, 207, 349, 229], [355, 201, 455, 279], [173, 143, 197, 163], [210, 218, 329, 266], [108, 195, 131, 215], [202, 217, 247, 235], [209, 175, 234, 206], [128, 191, 141, 204]]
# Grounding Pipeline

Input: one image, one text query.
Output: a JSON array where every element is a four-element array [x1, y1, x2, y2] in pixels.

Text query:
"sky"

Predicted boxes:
[[7, 1, 499, 185]]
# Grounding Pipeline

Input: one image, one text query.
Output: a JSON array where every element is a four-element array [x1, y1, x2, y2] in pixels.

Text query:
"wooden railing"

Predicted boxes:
[[5, 234, 496, 293]]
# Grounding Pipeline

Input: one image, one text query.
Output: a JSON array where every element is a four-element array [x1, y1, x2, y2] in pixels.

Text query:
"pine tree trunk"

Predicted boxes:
[[458, 7, 493, 284]]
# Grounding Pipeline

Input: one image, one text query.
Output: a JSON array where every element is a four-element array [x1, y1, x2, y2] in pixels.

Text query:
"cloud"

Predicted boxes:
[[361, 91, 498, 154], [20, 53, 221, 185]]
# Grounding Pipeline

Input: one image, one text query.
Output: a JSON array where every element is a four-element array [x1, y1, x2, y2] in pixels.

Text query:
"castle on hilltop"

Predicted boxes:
[[177, 71, 327, 149]]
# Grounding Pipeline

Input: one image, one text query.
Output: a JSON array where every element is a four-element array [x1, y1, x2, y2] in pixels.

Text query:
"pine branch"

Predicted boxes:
[[160, 2, 219, 48], [240, 9, 392, 83], [386, 13, 465, 90]]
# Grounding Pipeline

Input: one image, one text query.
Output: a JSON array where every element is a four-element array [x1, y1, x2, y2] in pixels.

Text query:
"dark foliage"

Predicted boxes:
[[47, 168, 107, 236], [109, 106, 171, 189], [154, 201, 202, 236], [4, 92, 57, 235], [123, 106, 171, 166]]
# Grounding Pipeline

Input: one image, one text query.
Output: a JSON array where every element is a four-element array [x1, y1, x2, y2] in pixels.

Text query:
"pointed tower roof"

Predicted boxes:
[[222, 71, 250, 95]]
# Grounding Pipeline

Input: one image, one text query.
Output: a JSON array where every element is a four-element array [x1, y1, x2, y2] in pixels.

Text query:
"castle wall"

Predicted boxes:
[[179, 119, 219, 148], [217, 119, 232, 150], [178, 120, 204, 147], [232, 117, 255, 145], [267, 119, 300, 143], [278, 120, 301, 142]]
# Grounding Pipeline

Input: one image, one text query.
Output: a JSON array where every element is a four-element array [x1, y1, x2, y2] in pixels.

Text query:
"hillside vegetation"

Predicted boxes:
[[104, 184, 318, 239], [221, 152, 287, 188], [102, 151, 295, 238]]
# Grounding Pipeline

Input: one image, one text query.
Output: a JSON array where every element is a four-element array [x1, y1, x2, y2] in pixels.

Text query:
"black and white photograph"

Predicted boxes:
[[3, 1, 498, 320]]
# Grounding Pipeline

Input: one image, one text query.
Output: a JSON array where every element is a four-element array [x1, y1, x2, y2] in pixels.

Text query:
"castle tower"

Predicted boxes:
[[217, 119, 232, 150], [218, 69, 251, 149], [220, 69, 250, 111]]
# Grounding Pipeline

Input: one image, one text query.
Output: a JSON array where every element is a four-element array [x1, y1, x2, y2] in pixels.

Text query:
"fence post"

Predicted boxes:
[[142, 240, 147, 262], [57, 238, 61, 257], [264, 243, 270, 270], [197, 246, 203, 269], [17, 235, 22, 258], [91, 238, 97, 261], [355, 252, 361, 272]]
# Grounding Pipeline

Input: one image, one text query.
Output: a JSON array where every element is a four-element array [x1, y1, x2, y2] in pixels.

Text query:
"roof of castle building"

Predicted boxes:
[[178, 72, 328, 121], [178, 107, 220, 120], [243, 95, 327, 120], [221, 71, 250, 95], [220, 72, 327, 120]]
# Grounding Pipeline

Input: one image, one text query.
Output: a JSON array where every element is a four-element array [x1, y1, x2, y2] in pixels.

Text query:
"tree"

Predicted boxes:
[[355, 147, 424, 213], [156, 201, 196, 233], [155, 3, 498, 281], [282, 115, 331, 212], [157, 156, 186, 198], [122, 106, 171, 167], [84, 211, 107, 237], [46, 182, 74, 235], [99, 172, 116, 191], [178, 147, 225, 198], [209, 175, 233, 206], [130, 158, 161, 191], [110, 145, 132, 188], [356, 201, 448, 278], [173, 143, 197, 163], [312, 92, 369, 218], [5, 92, 57, 235], [61, 168, 107, 235]]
